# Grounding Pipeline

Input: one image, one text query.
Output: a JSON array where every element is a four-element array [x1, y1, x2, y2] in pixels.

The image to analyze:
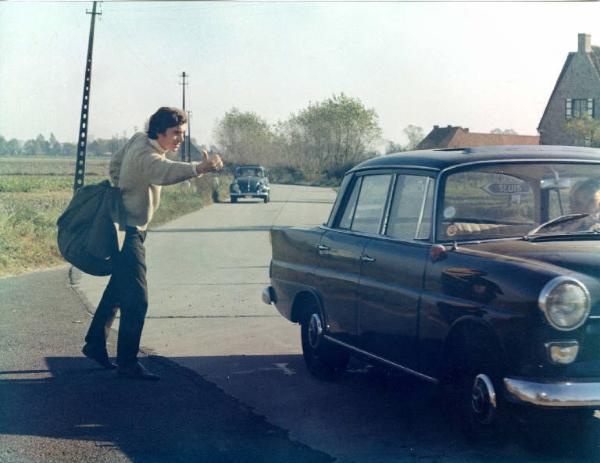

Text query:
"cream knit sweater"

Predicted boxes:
[[109, 132, 198, 230]]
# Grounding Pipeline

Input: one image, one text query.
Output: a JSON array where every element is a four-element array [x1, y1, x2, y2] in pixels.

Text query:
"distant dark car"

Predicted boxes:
[[229, 165, 270, 203], [263, 145, 600, 441]]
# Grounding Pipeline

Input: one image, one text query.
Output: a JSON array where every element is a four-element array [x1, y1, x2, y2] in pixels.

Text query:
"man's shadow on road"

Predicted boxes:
[[1, 354, 598, 462], [0, 355, 332, 463]]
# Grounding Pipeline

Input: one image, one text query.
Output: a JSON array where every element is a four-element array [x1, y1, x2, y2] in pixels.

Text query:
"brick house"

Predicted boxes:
[[538, 33, 600, 145], [417, 125, 539, 150]]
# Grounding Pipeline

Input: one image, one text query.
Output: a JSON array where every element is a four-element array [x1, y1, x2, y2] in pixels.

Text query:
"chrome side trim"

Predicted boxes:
[[350, 165, 440, 174], [323, 335, 438, 384], [504, 377, 600, 407]]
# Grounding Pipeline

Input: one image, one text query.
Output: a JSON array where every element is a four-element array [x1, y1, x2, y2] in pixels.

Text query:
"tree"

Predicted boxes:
[[35, 134, 49, 155], [61, 142, 76, 156], [22, 139, 37, 156], [565, 115, 600, 147], [280, 93, 382, 178], [215, 108, 275, 165], [385, 140, 404, 154], [48, 133, 62, 156], [491, 128, 518, 135], [403, 125, 424, 151], [6, 138, 20, 155]]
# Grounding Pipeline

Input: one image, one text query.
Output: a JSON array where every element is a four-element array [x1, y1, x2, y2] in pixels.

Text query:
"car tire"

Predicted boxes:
[[230, 197, 237, 203], [443, 334, 508, 444], [301, 308, 349, 381], [263, 195, 269, 204]]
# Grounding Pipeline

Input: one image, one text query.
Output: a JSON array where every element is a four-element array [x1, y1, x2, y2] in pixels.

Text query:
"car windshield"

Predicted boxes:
[[437, 162, 600, 242], [236, 167, 263, 177]]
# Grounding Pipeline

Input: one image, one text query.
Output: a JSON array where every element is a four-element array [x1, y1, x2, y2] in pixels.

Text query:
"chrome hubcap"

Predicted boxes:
[[471, 374, 497, 424], [308, 313, 323, 349]]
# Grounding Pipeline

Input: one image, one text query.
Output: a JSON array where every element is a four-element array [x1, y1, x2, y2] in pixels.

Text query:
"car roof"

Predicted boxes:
[[236, 165, 264, 168], [350, 145, 600, 173]]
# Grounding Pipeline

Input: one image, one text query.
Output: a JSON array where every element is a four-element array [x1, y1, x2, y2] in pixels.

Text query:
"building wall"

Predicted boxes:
[[539, 51, 600, 145]]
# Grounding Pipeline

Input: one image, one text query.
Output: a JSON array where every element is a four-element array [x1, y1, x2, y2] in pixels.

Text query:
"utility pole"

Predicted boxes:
[[186, 110, 192, 162], [179, 71, 188, 161], [73, 1, 101, 192]]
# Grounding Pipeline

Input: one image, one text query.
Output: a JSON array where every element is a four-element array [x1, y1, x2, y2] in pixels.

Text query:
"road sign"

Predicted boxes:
[[482, 183, 530, 195]]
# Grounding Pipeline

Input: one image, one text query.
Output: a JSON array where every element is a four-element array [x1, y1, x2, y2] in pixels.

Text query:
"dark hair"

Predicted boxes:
[[146, 107, 187, 139]]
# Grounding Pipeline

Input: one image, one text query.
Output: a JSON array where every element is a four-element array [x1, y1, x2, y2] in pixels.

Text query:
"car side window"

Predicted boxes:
[[350, 174, 392, 234], [386, 175, 434, 240], [337, 177, 362, 229]]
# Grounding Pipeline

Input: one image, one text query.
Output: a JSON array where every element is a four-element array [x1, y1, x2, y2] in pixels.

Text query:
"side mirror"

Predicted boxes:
[[430, 244, 447, 262]]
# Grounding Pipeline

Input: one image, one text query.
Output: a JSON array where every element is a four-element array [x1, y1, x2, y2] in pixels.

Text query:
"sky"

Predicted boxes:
[[1, 0, 599, 149]]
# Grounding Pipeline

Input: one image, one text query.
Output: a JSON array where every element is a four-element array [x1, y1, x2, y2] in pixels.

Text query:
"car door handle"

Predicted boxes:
[[361, 255, 376, 263], [317, 244, 330, 254]]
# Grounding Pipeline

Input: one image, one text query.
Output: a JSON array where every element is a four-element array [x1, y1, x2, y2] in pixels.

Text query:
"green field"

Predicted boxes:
[[0, 156, 229, 277]]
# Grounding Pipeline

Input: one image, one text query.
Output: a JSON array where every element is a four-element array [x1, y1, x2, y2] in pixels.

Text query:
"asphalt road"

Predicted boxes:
[[2, 184, 599, 462], [0, 267, 332, 463]]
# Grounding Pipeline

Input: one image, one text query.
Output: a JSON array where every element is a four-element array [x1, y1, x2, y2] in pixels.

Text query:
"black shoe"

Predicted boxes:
[[117, 362, 160, 381], [82, 343, 117, 370]]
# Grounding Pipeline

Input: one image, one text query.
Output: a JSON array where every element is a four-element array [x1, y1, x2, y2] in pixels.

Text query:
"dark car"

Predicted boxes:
[[229, 165, 270, 203], [263, 145, 600, 441]]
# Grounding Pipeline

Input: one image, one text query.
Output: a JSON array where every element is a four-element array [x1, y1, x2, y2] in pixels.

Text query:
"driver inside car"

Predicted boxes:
[[568, 177, 600, 231], [570, 178, 600, 215]]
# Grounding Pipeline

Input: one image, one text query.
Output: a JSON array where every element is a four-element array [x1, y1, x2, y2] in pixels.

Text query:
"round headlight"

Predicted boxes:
[[538, 277, 590, 331]]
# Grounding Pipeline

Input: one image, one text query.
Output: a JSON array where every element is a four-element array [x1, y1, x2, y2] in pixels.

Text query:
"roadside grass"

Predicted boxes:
[[150, 176, 228, 227], [0, 156, 109, 176], [0, 192, 72, 275], [0, 157, 230, 277]]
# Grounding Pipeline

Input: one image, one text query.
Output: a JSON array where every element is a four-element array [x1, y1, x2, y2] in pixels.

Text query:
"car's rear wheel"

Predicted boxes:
[[301, 309, 349, 380]]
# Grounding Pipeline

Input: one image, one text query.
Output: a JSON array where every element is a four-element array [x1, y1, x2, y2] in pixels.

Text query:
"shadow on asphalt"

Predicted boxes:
[[0, 356, 333, 463], [1, 353, 598, 463], [169, 354, 600, 463]]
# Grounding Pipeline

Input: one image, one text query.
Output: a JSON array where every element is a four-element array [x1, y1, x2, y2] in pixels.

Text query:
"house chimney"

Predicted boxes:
[[578, 33, 591, 53], [433, 125, 439, 130]]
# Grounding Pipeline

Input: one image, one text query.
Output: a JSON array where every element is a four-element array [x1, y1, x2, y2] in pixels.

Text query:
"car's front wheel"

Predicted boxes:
[[301, 309, 349, 380], [230, 196, 237, 203], [263, 195, 269, 203], [443, 335, 508, 443]]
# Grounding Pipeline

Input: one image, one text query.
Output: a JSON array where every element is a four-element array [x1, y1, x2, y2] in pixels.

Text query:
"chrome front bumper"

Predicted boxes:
[[262, 286, 276, 305], [504, 377, 600, 408]]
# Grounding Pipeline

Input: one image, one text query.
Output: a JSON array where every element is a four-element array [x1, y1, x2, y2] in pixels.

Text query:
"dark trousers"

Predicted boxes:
[[85, 227, 148, 367]]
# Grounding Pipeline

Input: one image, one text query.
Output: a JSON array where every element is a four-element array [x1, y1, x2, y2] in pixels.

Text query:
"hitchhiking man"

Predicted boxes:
[[82, 106, 223, 380]]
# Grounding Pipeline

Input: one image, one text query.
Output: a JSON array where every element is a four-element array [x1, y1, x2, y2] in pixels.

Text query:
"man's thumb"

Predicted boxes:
[[202, 149, 209, 161]]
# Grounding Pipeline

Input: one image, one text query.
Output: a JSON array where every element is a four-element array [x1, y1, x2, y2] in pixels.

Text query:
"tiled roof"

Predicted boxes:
[[417, 126, 459, 149], [537, 53, 575, 131], [539, 37, 600, 131], [591, 46, 600, 77], [417, 126, 539, 149]]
